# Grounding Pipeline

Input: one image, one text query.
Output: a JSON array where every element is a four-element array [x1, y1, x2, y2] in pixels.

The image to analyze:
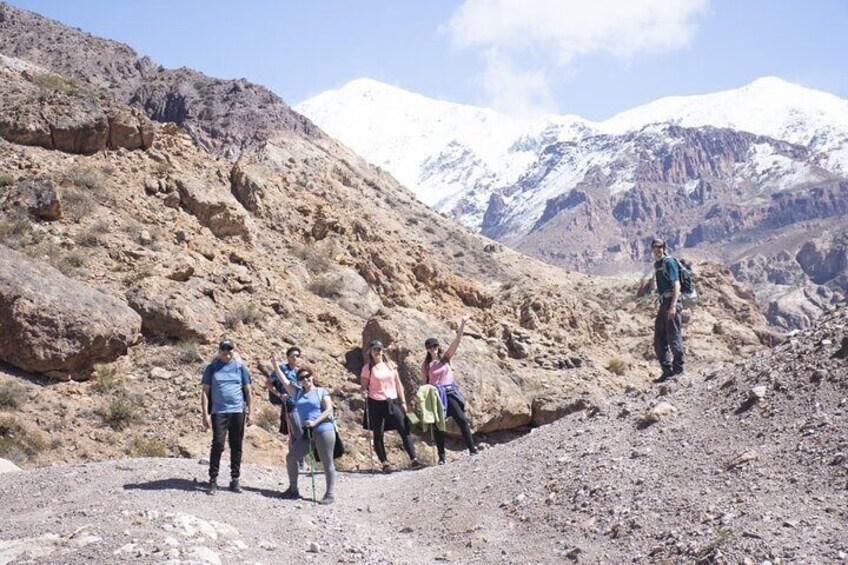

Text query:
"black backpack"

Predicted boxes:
[[665, 257, 697, 306]]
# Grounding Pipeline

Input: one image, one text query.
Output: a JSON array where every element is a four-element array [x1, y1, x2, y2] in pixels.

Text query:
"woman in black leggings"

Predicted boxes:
[[420, 316, 477, 465], [361, 340, 422, 473]]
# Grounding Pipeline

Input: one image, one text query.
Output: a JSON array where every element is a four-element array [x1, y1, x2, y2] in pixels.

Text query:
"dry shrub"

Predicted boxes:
[[0, 173, 14, 187], [308, 274, 345, 299], [128, 436, 167, 458], [255, 406, 280, 434], [0, 380, 27, 409], [606, 358, 628, 376], [293, 243, 333, 273], [175, 341, 203, 365], [62, 188, 96, 222], [225, 302, 262, 329], [0, 415, 46, 462], [99, 398, 137, 430], [92, 364, 123, 393]]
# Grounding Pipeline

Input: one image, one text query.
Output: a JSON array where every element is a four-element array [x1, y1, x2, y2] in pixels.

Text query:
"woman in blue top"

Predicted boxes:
[[277, 367, 336, 505]]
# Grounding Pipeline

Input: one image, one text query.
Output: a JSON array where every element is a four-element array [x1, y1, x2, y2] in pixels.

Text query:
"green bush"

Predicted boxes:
[[0, 416, 46, 462], [0, 381, 27, 409], [100, 398, 137, 430], [128, 437, 167, 458], [92, 364, 122, 393]]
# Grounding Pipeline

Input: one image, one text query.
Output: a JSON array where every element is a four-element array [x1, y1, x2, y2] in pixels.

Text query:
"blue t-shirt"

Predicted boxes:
[[295, 387, 333, 434], [655, 256, 679, 295], [272, 363, 301, 412], [202, 359, 251, 414]]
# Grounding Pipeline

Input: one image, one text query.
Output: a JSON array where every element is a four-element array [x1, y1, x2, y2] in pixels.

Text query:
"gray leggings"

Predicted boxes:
[[286, 427, 336, 499]]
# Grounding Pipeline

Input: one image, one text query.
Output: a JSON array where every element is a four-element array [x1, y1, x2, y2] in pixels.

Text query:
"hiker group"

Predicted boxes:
[[199, 316, 478, 505], [199, 238, 692, 503]]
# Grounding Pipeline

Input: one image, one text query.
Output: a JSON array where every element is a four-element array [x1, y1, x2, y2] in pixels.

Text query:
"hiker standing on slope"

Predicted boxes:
[[266, 346, 305, 471], [201, 338, 252, 495], [421, 315, 477, 464], [651, 238, 685, 382], [362, 340, 424, 473], [274, 365, 337, 505]]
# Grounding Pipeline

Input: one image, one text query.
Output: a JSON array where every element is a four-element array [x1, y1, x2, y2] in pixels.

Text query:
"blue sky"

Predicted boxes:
[[8, 0, 848, 120]]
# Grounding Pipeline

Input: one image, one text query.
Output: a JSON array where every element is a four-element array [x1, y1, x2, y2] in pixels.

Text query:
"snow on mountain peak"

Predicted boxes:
[[297, 76, 848, 220]]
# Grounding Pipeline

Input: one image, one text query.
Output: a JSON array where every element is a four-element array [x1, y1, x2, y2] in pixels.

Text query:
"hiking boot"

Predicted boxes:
[[318, 496, 335, 505], [469, 447, 479, 456], [672, 366, 686, 377], [653, 369, 674, 384], [279, 489, 300, 500], [206, 479, 217, 496], [228, 479, 242, 493], [437, 458, 446, 466], [381, 463, 393, 474], [410, 459, 425, 470]]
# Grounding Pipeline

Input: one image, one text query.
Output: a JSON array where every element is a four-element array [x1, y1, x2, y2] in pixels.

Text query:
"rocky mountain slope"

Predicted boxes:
[[298, 79, 848, 328], [1, 306, 845, 564]]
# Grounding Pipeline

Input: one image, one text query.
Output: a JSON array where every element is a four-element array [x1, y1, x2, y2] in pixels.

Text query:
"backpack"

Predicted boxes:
[[665, 257, 697, 307], [268, 376, 284, 406]]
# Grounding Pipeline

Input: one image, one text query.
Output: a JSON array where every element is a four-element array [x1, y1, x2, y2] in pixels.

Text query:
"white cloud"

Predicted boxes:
[[446, 0, 709, 115]]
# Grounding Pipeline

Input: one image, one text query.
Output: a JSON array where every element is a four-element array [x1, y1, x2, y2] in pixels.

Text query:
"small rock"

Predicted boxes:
[[307, 541, 321, 553], [644, 401, 677, 424], [150, 367, 172, 380], [749, 386, 767, 401], [258, 540, 277, 551], [811, 369, 827, 382]]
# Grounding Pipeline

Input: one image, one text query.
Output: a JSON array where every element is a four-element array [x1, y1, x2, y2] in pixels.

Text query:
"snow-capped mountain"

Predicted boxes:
[[298, 78, 848, 328], [297, 78, 848, 237]]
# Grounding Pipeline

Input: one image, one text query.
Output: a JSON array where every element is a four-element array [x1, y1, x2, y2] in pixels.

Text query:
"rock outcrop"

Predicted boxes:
[[0, 245, 141, 375], [125, 277, 220, 343]]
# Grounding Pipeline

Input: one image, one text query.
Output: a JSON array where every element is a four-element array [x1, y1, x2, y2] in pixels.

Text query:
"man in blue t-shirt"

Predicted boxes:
[[201, 338, 252, 495], [268, 347, 304, 469], [651, 239, 685, 382]]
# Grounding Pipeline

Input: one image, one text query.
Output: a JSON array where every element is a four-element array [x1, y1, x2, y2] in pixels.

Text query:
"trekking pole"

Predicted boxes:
[[306, 427, 316, 502], [364, 391, 375, 474]]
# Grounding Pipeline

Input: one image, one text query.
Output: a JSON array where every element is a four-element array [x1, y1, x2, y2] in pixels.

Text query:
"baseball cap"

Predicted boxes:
[[218, 339, 235, 351], [369, 340, 384, 350], [424, 337, 439, 349]]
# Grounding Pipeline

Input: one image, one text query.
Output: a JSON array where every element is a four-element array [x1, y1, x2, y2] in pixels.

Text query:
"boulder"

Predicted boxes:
[[126, 277, 220, 343], [0, 245, 141, 374], [312, 267, 383, 320], [107, 106, 154, 150], [0, 458, 22, 474], [17, 178, 62, 220], [531, 393, 602, 427], [176, 176, 253, 240], [362, 308, 532, 433]]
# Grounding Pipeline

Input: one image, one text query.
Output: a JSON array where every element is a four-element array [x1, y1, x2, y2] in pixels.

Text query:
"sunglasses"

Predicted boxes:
[[289, 353, 301, 358], [426, 345, 439, 350], [300, 373, 313, 380], [219, 346, 234, 352]]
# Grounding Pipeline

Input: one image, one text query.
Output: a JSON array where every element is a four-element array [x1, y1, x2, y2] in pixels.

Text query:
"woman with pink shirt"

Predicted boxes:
[[421, 316, 477, 465], [361, 340, 423, 473]]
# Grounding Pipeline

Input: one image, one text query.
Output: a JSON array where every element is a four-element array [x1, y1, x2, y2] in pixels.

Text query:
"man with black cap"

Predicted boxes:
[[651, 239, 685, 382], [201, 338, 253, 494]]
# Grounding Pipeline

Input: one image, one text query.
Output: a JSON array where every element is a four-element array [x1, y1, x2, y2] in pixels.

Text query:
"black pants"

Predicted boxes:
[[367, 398, 416, 463], [209, 412, 246, 481], [433, 395, 475, 458], [654, 297, 684, 374]]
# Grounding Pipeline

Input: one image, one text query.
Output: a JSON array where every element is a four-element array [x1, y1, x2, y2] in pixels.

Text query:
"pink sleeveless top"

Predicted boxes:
[[362, 363, 398, 401], [425, 358, 455, 386]]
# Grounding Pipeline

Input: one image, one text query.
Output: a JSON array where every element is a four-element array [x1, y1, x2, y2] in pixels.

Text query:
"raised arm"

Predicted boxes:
[[443, 315, 470, 361], [271, 352, 300, 397]]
